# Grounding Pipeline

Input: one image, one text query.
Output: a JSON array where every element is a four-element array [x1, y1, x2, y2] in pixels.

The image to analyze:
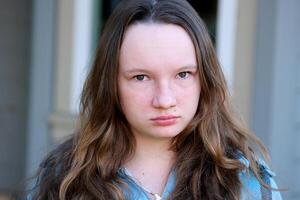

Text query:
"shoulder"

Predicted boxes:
[[238, 155, 282, 200]]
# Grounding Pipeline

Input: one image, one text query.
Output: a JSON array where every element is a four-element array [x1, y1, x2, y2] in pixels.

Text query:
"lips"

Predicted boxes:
[[150, 115, 180, 126]]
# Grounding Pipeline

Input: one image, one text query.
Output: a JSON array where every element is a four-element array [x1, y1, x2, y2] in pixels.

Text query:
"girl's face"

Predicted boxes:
[[118, 23, 200, 141]]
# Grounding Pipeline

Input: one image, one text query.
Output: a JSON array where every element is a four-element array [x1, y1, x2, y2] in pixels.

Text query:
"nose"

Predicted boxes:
[[152, 80, 176, 109]]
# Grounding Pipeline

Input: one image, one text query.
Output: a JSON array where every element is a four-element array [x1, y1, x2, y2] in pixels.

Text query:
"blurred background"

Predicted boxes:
[[0, 0, 299, 199]]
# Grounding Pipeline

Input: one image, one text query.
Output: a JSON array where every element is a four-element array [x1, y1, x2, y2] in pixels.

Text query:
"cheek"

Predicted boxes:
[[179, 90, 200, 121], [119, 87, 152, 113], [176, 84, 200, 105]]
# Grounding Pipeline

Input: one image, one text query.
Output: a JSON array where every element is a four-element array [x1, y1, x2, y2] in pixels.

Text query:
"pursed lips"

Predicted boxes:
[[150, 115, 180, 126]]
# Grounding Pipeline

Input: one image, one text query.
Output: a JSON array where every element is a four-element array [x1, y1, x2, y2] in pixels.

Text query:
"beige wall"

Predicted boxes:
[[50, 0, 77, 143], [217, 0, 257, 126], [50, 0, 95, 143], [232, 0, 257, 126]]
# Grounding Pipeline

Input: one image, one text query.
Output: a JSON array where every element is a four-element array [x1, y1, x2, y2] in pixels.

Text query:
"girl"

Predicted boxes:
[[28, 0, 282, 199]]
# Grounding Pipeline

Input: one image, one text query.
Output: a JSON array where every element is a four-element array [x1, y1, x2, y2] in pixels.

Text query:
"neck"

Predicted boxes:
[[125, 134, 176, 169], [123, 134, 176, 196]]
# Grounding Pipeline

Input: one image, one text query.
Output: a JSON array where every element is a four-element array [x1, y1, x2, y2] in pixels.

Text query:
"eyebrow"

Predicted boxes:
[[177, 65, 198, 71], [123, 68, 151, 75], [123, 65, 198, 75]]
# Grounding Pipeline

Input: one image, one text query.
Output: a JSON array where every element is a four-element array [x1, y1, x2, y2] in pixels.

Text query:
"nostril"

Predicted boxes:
[[152, 94, 176, 109], [152, 81, 177, 108]]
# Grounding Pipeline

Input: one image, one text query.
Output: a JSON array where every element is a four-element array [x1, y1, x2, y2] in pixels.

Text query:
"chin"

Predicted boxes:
[[151, 127, 183, 138]]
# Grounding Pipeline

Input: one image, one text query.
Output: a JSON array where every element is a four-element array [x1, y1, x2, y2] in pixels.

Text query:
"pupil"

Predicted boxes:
[[136, 75, 144, 80], [179, 72, 186, 78]]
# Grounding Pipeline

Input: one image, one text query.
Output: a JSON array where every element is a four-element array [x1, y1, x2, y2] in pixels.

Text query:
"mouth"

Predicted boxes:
[[150, 115, 180, 126]]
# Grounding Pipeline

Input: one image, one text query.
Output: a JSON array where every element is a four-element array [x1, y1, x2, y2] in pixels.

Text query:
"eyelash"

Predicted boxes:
[[134, 74, 149, 81], [176, 71, 192, 79], [133, 71, 193, 81]]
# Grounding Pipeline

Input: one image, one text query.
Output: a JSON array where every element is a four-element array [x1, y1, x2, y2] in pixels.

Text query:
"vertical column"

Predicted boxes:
[[50, 0, 94, 143], [252, 0, 300, 199], [251, 0, 276, 145], [217, 0, 257, 125], [232, 0, 257, 125], [216, 0, 238, 92], [71, 0, 94, 114], [49, 0, 76, 143], [26, 0, 55, 178], [269, 0, 300, 199]]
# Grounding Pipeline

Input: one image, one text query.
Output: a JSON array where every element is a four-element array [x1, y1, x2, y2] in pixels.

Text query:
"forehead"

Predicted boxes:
[[119, 22, 197, 72]]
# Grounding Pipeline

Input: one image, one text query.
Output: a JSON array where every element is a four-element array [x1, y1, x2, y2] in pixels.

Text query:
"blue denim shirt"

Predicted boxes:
[[27, 157, 282, 200], [117, 157, 282, 200]]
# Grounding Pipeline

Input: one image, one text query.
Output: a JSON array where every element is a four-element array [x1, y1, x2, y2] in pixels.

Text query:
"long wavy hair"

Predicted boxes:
[[32, 0, 269, 199]]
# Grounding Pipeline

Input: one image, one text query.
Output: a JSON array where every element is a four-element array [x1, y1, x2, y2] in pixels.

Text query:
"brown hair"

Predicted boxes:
[[31, 0, 269, 199]]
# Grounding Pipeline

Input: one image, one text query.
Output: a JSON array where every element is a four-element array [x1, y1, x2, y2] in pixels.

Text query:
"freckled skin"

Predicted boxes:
[[118, 23, 201, 141]]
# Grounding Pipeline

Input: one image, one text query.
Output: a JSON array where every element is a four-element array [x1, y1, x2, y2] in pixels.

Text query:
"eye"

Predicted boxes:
[[177, 71, 191, 79], [134, 74, 149, 81]]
